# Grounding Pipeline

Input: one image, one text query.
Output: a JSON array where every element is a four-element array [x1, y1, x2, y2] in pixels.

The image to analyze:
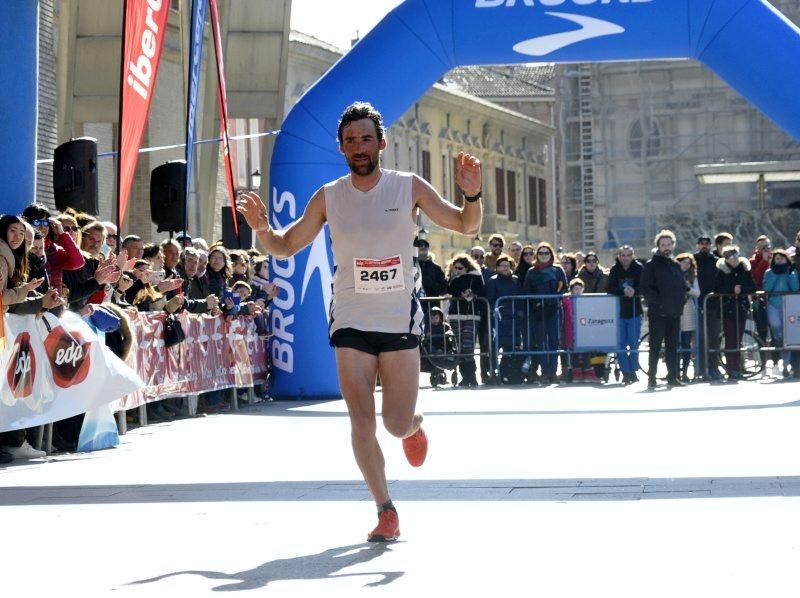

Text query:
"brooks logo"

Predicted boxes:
[[513, 12, 625, 56]]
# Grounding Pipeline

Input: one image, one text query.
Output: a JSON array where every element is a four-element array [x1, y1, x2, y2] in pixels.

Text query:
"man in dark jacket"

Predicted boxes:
[[640, 230, 685, 388], [177, 247, 219, 314], [607, 245, 644, 383], [694, 235, 721, 379], [417, 239, 446, 299], [714, 245, 757, 379], [485, 255, 521, 383]]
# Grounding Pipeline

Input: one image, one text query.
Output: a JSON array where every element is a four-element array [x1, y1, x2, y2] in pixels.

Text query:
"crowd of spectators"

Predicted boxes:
[[417, 230, 800, 390], [4, 199, 800, 463], [0, 202, 278, 464]]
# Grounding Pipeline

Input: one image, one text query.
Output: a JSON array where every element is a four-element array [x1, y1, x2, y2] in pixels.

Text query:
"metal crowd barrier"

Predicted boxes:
[[492, 294, 567, 383], [419, 296, 493, 385], [699, 291, 793, 379]]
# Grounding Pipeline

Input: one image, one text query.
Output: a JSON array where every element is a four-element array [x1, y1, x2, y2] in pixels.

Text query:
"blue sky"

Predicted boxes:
[[290, 0, 404, 52]]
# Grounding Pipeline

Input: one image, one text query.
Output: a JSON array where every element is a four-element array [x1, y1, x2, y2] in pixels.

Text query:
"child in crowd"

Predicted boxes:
[[562, 278, 599, 382], [423, 306, 457, 387], [229, 250, 251, 286]]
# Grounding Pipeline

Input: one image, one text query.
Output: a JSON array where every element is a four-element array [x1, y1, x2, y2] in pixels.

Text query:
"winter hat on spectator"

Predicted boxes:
[[90, 304, 121, 333]]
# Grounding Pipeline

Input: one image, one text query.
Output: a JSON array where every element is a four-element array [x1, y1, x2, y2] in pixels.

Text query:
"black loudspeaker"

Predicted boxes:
[[221, 206, 252, 249], [53, 137, 99, 215], [150, 160, 187, 233]]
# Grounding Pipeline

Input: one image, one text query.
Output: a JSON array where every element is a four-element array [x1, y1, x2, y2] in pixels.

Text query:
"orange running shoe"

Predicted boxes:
[[402, 427, 428, 467], [367, 508, 400, 542]]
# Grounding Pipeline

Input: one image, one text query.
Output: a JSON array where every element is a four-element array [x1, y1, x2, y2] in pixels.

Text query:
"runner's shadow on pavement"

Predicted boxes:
[[127, 542, 403, 591]]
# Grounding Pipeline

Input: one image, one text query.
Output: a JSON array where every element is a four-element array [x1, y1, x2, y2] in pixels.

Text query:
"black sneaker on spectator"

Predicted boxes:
[[152, 403, 174, 420], [0, 447, 14, 464]]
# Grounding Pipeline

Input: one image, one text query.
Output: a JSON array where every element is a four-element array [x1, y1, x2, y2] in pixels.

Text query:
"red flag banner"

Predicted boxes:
[[117, 0, 170, 230], [209, 0, 239, 235]]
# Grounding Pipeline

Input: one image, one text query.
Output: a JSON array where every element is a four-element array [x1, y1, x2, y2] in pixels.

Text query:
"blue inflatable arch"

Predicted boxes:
[[269, 0, 800, 398]]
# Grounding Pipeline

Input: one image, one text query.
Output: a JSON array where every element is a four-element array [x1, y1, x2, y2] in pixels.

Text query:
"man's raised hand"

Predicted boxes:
[[236, 192, 270, 233], [454, 151, 482, 197]]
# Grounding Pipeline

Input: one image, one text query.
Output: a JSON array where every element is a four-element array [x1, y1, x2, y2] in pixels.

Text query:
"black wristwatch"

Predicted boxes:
[[463, 190, 482, 203]]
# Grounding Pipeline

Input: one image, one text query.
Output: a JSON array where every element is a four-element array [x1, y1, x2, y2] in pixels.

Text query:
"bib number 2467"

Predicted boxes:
[[354, 255, 405, 294]]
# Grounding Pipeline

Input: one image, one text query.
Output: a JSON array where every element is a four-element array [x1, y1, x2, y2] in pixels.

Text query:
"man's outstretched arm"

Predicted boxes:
[[414, 152, 482, 236], [236, 189, 327, 259]]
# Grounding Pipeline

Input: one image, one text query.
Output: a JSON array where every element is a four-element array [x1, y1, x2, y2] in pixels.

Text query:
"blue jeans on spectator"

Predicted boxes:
[[617, 316, 642, 374], [530, 315, 560, 377], [767, 303, 798, 369]]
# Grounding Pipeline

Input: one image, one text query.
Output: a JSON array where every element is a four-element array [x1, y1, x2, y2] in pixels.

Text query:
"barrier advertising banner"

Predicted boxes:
[[0, 312, 144, 434], [114, 312, 269, 411], [573, 294, 620, 352]]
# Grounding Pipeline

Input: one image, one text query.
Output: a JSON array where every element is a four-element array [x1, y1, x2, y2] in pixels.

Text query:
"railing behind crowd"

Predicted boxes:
[[419, 296, 493, 385], [701, 291, 800, 379]]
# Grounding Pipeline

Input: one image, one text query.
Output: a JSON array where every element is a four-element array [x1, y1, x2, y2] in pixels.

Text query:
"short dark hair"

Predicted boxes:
[[142, 243, 161, 260], [337, 102, 385, 145], [715, 232, 733, 246], [21, 202, 51, 223], [122, 235, 142, 247]]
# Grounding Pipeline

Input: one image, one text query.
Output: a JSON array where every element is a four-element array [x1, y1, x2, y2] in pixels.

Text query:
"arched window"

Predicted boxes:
[[628, 118, 661, 165]]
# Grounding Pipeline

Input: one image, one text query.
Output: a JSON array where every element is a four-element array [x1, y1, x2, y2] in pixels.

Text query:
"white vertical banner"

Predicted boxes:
[[0, 312, 143, 434], [782, 294, 800, 349]]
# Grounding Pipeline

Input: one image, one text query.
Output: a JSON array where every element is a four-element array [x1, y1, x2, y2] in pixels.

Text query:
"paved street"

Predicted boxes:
[[2, 377, 800, 597]]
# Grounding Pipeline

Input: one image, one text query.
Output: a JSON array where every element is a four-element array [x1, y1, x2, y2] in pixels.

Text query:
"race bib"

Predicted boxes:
[[354, 255, 405, 294]]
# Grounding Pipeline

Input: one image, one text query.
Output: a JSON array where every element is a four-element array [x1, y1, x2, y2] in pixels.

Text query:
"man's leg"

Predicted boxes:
[[618, 318, 633, 374], [335, 347, 388, 505], [378, 347, 423, 440], [648, 315, 666, 383], [664, 316, 680, 381]]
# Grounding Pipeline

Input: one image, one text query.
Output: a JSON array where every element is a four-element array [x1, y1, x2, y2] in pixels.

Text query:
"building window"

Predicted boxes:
[[506, 170, 516, 222], [495, 168, 506, 216], [528, 176, 538, 226], [538, 178, 547, 227], [441, 155, 448, 202], [628, 118, 661, 164], [453, 157, 463, 207], [421, 150, 431, 183]]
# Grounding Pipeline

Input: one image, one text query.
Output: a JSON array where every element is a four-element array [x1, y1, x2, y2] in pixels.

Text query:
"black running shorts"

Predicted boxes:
[[330, 328, 420, 356]]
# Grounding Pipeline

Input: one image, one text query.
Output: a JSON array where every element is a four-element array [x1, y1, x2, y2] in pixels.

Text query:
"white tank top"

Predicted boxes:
[[324, 169, 423, 336]]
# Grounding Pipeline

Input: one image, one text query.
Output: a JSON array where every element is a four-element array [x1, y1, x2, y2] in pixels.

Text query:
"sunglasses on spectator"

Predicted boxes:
[[62, 225, 79, 232], [586, 258, 598, 264], [537, 250, 551, 256], [490, 243, 503, 248], [522, 251, 534, 257], [32, 219, 49, 227]]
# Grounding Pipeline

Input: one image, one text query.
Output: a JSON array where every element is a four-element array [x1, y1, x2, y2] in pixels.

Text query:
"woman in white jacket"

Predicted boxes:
[[676, 253, 701, 382]]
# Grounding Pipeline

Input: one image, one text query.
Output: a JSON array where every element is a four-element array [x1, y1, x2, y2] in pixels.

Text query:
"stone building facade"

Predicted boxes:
[[37, 0, 290, 244], [558, 0, 800, 257]]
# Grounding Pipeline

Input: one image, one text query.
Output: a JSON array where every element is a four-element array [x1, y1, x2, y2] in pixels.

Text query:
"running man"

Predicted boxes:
[[237, 102, 482, 542]]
